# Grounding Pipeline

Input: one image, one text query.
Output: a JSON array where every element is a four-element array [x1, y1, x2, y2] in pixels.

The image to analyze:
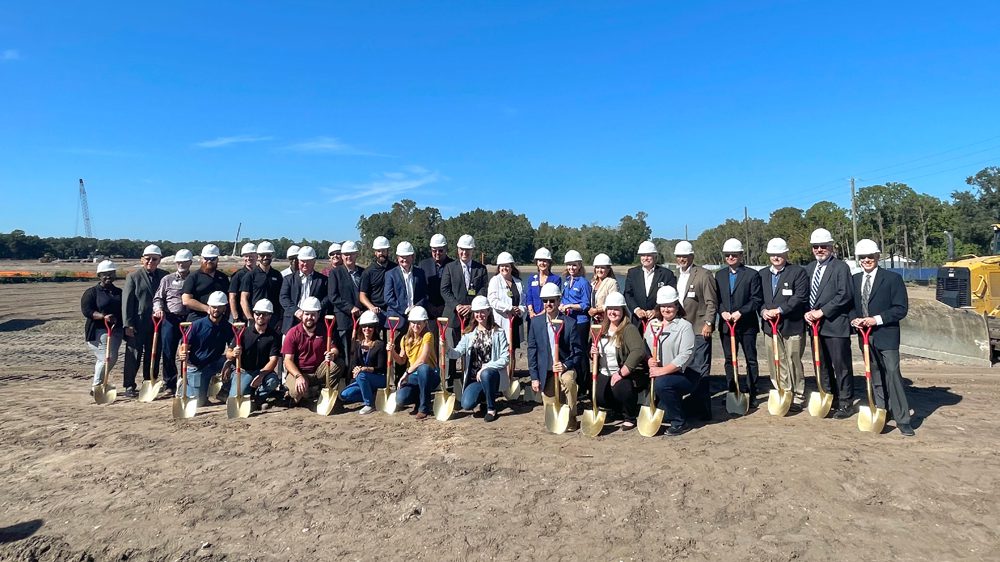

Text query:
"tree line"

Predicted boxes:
[[2, 166, 998, 266]]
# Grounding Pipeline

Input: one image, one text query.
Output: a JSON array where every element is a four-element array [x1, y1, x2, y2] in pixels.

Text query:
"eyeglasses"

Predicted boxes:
[[858, 254, 877, 261], [253, 311, 271, 316], [542, 298, 559, 304], [142, 256, 160, 262], [724, 253, 741, 258], [203, 257, 218, 262], [812, 245, 830, 250]]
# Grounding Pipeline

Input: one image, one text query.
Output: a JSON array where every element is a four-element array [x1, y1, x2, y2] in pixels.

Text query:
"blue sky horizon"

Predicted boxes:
[[2, 1, 999, 244]]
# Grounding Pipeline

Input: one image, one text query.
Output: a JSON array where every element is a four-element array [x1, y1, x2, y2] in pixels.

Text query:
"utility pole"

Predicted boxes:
[[850, 177, 858, 259], [685, 224, 689, 240], [231, 222, 242, 256], [744, 206, 751, 264]]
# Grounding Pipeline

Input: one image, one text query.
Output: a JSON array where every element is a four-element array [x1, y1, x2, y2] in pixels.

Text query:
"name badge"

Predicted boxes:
[[687, 291, 696, 298], [782, 289, 793, 296], [506, 290, 513, 298], [467, 289, 477, 296], [531, 280, 539, 286], [657, 281, 664, 288]]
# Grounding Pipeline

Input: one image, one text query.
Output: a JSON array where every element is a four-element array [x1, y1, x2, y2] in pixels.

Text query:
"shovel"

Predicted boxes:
[[638, 320, 666, 437], [766, 315, 793, 417], [137, 315, 164, 402], [316, 315, 339, 416], [433, 318, 456, 421], [500, 319, 521, 400], [377, 315, 400, 414], [172, 322, 197, 419], [543, 319, 571, 434], [227, 322, 251, 419], [807, 321, 833, 418], [724, 319, 750, 416], [452, 313, 468, 399], [857, 325, 887, 433], [93, 317, 118, 405], [581, 323, 606, 437]]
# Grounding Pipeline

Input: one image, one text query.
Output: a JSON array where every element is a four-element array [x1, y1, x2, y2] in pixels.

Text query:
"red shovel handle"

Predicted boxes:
[[152, 314, 163, 333], [857, 324, 872, 344], [590, 325, 605, 381], [103, 316, 114, 333], [767, 314, 781, 334], [387, 316, 401, 342], [324, 316, 337, 333]]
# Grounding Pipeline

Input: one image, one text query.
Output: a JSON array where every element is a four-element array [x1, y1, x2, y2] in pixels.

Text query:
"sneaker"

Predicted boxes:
[[358, 405, 376, 415], [484, 410, 498, 422]]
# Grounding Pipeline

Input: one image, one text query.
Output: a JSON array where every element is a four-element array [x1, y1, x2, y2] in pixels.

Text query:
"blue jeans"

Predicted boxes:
[[654, 369, 699, 428], [394, 364, 439, 414], [228, 369, 280, 400], [186, 357, 226, 406], [460, 367, 500, 412], [87, 331, 122, 386], [159, 314, 183, 392], [340, 371, 387, 407]]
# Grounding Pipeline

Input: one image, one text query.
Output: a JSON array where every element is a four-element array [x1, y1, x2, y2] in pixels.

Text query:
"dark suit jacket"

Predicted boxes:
[[384, 266, 428, 327], [526, 313, 583, 392], [759, 264, 809, 337], [123, 268, 167, 334], [417, 256, 453, 318], [439, 259, 488, 325], [324, 265, 363, 332], [805, 257, 853, 338], [715, 265, 763, 335], [850, 268, 908, 350], [623, 265, 677, 327], [279, 270, 328, 333]]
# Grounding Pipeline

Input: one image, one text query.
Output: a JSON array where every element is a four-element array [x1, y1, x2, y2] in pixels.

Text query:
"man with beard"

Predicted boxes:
[[359, 236, 394, 325], [240, 241, 283, 332], [279, 246, 328, 334], [321, 242, 342, 277], [282, 296, 345, 406], [281, 245, 300, 278], [182, 244, 230, 321], [122, 244, 168, 398], [228, 242, 257, 323], [178, 291, 231, 406], [154, 249, 193, 396], [227, 298, 282, 409], [325, 240, 365, 359], [417, 233, 452, 322]]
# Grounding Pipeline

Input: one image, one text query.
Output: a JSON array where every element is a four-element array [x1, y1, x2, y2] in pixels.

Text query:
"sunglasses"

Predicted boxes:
[[812, 245, 830, 250], [542, 298, 559, 304], [724, 253, 741, 258], [253, 311, 271, 316], [858, 254, 877, 260], [203, 257, 218, 262]]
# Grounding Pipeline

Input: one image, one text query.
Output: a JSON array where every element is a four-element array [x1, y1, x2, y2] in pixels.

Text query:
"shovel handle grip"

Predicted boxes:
[[152, 314, 163, 333], [103, 316, 114, 333], [324, 316, 337, 334]]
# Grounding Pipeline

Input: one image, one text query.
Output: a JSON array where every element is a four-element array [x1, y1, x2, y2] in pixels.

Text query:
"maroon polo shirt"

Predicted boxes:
[[281, 322, 328, 374]]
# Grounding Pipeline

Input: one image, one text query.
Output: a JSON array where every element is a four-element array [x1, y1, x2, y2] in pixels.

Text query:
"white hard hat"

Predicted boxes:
[[240, 242, 257, 256], [341, 240, 359, 254], [298, 246, 317, 260], [207, 291, 228, 307], [564, 250, 583, 264], [430, 233, 447, 248], [674, 241, 694, 256], [299, 296, 322, 312], [407, 306, 429, 322], [604, 291, 626, 308], [142, 244, 162, 256], [286, 245, 301, 258], [471, 295, 491, 312], [656, 286, 680, 305], [592, 253, 612, 267], [855, 238, 880, 255], [722, 238, 744, 253], [252, 299, 274, 314], [766, 238, 790, 254], [496, 251, 514, 265], [396, 241, 415, 256], [97, 260, 117, 274], [256, 241, 275, 254], [372, 236, 391, 250], [637, 240, 657, 255], [327, 242, 342, 255], [810, 228, 834, 245], [174, 249, 194, 262], [457, 234, 476, 249], [201, 244, 221, 258], [539, 282, 562, 299], [359, 310, 379, 325], [533, 248, 552, 261]]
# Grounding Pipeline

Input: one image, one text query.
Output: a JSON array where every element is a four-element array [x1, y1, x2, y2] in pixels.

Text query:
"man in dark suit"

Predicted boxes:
[[279, 246, 328, 334], [804, 228, 855, 419], [849, 239, 914, 436], [624, 240, 677, 328], [323, 240, 365, 355], [440, 234, 488, 383], [527, 282, 583, 431], [715, 238, 764, 407], [417, 233, 453, 322], [759, 238, 810, 411], [384, 241, 428, 332], [122, 244, 168, 397]]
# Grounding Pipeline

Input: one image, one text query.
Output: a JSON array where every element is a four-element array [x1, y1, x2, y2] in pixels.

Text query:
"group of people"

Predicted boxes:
[[81, 227, 914, 436]]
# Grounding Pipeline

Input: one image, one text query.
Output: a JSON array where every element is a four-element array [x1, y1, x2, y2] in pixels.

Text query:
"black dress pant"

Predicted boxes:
[[124, 325, 155, 389], [820, 336, 855, 409], [595, 374, 640, 418], [720, 329, 759, 395]]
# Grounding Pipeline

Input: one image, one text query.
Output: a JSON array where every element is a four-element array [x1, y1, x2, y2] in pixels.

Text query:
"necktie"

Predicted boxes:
[[771, 271, 780, 297], [862, 274, 872, 317], [463, 263, 470, 288], [810, 264, 824, 308]]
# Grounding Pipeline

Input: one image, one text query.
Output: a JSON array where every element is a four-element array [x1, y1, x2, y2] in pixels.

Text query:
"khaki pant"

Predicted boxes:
[[765, 333, 805, 403], [285, 359, 345, 403], [542, 370, 578, 429]]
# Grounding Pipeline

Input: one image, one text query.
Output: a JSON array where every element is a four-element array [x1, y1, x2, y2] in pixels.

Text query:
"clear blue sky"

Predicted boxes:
[[2, 1, 999, 243]]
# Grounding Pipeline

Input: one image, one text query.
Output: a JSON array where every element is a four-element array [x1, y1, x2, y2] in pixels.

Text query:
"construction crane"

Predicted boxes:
[[76, 178, 94, 238]]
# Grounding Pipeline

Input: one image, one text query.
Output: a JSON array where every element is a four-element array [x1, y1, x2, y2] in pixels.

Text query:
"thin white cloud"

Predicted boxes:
[[285, 136, 386, 156], [1, 49, 19, 61], [194, 135, 273, 148], [327, 167, 442, 206]]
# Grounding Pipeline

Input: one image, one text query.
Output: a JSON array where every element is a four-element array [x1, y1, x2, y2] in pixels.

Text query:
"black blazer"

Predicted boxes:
[[324, 265, 363, 332], [279, 270, 328, 333], [805, 258, 854, 338], [759, 264, 809, 337], [623, 265, 677, 327], [439, 259, 488, 325], [715, 265, 763, 335], [526, 313, 583, 392], [850, 268, 908, 350], [417, 256, 453, 318]]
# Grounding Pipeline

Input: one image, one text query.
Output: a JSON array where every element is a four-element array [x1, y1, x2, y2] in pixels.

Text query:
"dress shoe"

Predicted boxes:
[[484, 411, 498, 423], [788, 403, 803, 414], [898, 424, 915, 436], [665, 424, 689, 436], [748, 396, 758, 409], [124, 387, 139, 399], [415, 412, 429, 420], [833, 407, 852, 420]]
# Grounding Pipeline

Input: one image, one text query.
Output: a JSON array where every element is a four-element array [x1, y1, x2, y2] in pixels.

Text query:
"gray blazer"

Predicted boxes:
[[123, 268, 167, 333]]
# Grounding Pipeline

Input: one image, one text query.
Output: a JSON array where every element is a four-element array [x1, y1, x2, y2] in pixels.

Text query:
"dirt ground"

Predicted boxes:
[[1, 281, 999, 561]]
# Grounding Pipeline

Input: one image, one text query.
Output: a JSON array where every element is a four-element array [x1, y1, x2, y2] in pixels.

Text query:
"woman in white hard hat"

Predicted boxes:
[[592, 291, 646, 429], [523, 248, 561, 328], [487, 251, 525, 352], [387, 306, 439, 419], [339, 310, 387, 415], [561, 250, 592, 387], [588, 253, 619, 323], [446, 296, 510, 422], [645, 286, 697, 436], [82, 260, 124, 393]]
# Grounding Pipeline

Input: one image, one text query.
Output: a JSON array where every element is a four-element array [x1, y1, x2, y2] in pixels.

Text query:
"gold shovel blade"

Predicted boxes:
[[172, 395, 197, 419], [93, 385, 117, 405], [433, 391, 455, 421], [544, 403, 571, 434], [767, 389, 793, 417], [207, 374, 224, 402], [807, 391, 833, 418], [857, 405, 887, 433], [637, 405, 664, 437], [375, 388, 396, 414], [726, 391, 749, 416], [580, 409, 606, 437], [505, 378, 521, 401], [137, 379, 162, 403], [227, 395, 251, 419], [316, 388, 337, 416]]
